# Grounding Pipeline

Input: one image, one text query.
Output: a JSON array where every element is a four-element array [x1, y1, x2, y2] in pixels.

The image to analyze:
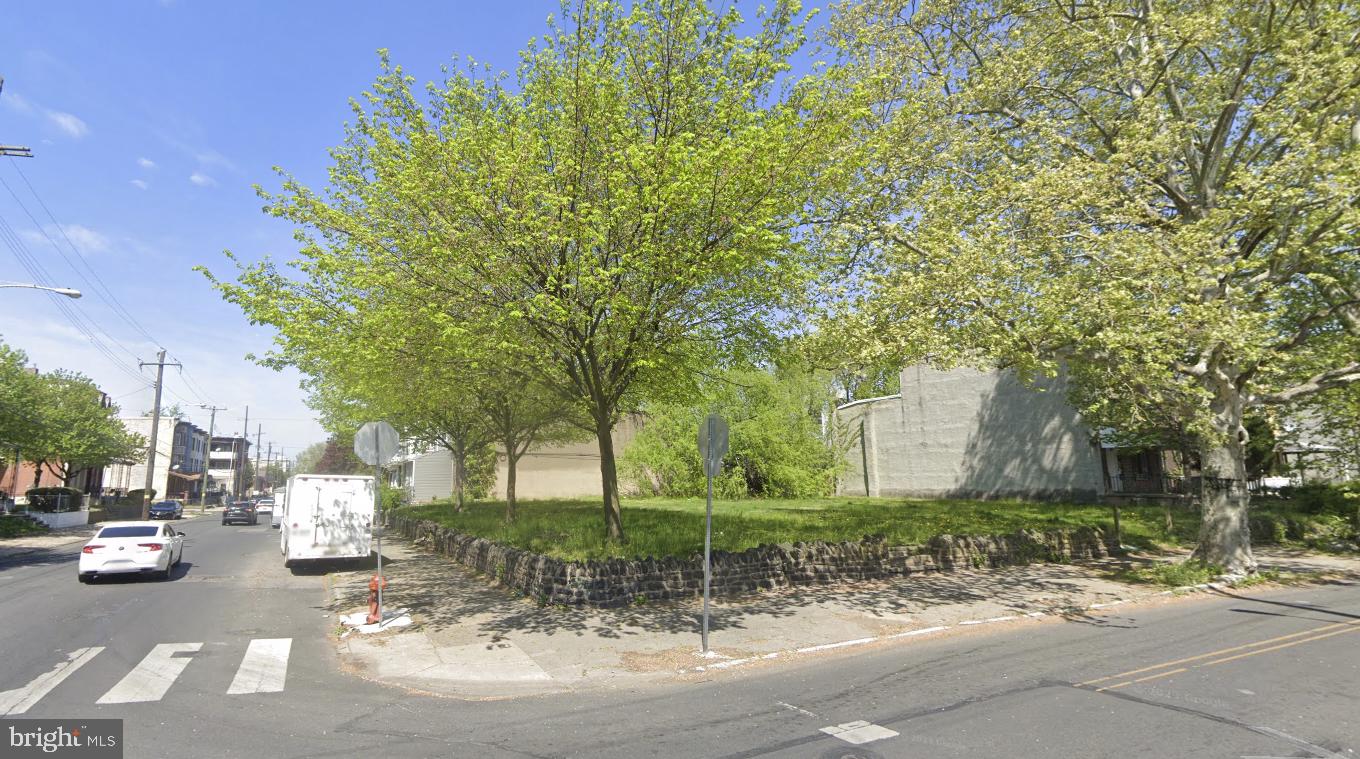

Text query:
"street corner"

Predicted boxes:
[[334, 623, 576, 700]]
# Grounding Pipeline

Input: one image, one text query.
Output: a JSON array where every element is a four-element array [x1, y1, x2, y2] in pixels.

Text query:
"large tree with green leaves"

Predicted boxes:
[[0, 340, 42, 476], [24, 370, 144, 487], [825, 0, 1360, 574], [206, 0, 847, 540]]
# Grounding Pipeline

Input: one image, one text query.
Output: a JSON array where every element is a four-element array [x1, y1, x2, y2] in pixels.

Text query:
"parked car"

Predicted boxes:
[[148, 500, 183, 520], [254, 497, 275, 520], [222, 501, 258, 526], [78, 521, 185, 582]]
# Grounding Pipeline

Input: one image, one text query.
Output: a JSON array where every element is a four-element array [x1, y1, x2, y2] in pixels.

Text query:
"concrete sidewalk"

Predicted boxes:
[[328, 536, 1360, 699]]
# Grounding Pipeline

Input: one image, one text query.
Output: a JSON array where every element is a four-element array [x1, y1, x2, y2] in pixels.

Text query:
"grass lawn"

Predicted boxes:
[[0, 515, 50, 539], [397, 496, 1217, 562]]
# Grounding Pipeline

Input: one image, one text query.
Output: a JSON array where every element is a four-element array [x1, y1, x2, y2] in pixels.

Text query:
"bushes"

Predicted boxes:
[[23, 487, 85, 512], [1281, 482, 1359, 515], [621, 366, 845, 499]]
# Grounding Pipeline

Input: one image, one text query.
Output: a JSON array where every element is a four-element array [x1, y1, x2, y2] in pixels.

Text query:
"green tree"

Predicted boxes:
[[204, 0, 847, 541], [24, 371, 145, 487], [0, 340, 42, 486], [826, 0, 1360, 574], [294, 442, 327, 474]]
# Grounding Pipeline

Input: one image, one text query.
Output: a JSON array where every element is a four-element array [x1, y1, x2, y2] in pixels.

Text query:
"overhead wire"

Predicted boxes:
[[0, 211, 152, 389], [6, 158, 163, 347]]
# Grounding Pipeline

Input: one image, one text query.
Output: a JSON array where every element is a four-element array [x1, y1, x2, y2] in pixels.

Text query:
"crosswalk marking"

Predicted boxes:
[[97, 642, 203, 704], [227, 638, 292, 694], [0, 647, 104, 715]]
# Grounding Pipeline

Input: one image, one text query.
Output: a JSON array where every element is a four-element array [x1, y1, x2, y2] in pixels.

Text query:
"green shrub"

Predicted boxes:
[[621, 365, 844, 499], [1283, 482, 1358, 515], [23, 487, 84, 512]]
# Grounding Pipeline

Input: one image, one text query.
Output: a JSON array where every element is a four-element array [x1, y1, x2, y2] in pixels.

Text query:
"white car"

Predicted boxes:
[[78, 521, 185, 583]]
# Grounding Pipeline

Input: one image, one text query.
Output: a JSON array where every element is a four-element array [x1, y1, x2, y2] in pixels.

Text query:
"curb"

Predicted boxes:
[[685, 593, 1180, 674]]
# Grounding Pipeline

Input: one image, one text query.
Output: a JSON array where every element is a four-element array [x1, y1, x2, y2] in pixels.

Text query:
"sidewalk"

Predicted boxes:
[[329, 536, 1360, 699]]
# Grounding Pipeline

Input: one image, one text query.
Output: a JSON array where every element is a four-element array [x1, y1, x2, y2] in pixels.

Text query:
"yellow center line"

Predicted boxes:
[[1096, 667, 1189, 692], [1200, 624, 1360, 668], [1076, 618, 1360, 687]]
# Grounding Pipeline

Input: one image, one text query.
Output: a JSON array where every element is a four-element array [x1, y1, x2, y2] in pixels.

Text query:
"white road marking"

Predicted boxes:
[[886, 625, 949, 639], [96, 643, 202, 704], [820, 720, 900, 745], [777, 701, 820, 718], [796, 637, 877, 653], [0, 647, 104, 715], [958, 615, 1018, 625], [227, 638, 292, 694]]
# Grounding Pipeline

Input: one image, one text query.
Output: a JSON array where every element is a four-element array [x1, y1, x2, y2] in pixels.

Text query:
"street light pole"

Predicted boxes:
[[0, 281, 81, 298], [198, 405, 224, 515]]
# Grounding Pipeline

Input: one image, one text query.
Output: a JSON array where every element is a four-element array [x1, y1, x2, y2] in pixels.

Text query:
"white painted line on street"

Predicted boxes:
[[886, 626, 949, 639], [777, 701, 820, 718], [97, 643, 202, 704], [1088, 600, 1128, 609], [0, 647, 104, 715], [958, 616, 1018, 626], [820, 720, 900, 745], [796, 637, 877, 654], [227, 638, 292, 695]]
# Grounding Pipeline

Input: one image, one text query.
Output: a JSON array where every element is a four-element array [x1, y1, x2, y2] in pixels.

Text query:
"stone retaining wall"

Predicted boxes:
[[387, 512, 1120, 608]]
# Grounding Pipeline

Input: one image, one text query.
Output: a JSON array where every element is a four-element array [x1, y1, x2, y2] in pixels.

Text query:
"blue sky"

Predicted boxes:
[[0, 0, 562, 457]]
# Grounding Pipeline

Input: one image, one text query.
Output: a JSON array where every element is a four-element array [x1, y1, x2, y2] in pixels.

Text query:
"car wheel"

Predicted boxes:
[[157, 568, 171, 581], [283, 559, 294, 569], [78, 573, 92, 584]]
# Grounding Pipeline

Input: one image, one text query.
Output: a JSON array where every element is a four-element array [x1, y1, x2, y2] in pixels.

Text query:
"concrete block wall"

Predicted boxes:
[[388, 512, 1118, 608], [838, 365, 1105, 501]]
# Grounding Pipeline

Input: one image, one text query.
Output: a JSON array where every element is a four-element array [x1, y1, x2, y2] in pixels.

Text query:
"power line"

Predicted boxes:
[[6, 158, 162, 347], [0, 211, 152, 389]]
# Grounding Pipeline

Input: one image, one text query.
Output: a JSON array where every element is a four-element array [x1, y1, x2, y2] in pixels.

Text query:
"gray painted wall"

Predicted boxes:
[[410, 448, 454, 504], [838, 365, 1104, 501]]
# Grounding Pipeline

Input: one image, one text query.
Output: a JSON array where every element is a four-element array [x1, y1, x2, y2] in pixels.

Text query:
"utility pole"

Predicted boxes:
[[253, 424, 262, 495], [139, 350, 181, 519], [198, 405, 225, 515], [264, 442, 273, 490], [0, 77, 35, 159], [236, 406, 249, 497]]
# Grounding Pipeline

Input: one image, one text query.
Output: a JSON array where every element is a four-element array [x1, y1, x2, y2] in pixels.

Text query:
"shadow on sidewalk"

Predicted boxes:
[[331, 541, 1153, 639]]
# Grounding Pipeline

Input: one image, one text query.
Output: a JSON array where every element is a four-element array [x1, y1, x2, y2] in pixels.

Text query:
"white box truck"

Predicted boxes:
[[279, 474, 375, 568]]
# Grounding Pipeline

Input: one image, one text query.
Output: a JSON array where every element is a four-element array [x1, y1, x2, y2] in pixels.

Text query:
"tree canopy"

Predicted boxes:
[[204, 0, 848, 539], [823, 0, 1360, 573]]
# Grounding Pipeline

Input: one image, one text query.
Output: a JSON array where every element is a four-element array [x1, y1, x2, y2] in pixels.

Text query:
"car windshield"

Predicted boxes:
[[231, 502, 252, 508], [152, 502, 176, 508], [97, 526, 160, 538]]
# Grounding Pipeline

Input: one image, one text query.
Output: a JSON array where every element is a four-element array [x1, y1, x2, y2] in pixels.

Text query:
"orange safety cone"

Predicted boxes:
[[365, 574, 388, 625]]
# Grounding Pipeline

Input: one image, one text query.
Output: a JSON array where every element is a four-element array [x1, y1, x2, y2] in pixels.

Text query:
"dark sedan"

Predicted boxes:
[[148, 500, 183, 519], [221, 501, 258, 526]]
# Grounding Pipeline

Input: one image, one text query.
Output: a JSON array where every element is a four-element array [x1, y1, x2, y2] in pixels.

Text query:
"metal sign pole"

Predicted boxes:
[[373, 424, 383, 624]]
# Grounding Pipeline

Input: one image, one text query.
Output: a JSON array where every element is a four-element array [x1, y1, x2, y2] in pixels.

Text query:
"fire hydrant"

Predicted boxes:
[[365, 574, 388, 625]]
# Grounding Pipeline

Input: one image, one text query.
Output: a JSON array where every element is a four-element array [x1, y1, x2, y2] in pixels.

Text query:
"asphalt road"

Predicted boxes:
[[1, 515, 1357, 758]]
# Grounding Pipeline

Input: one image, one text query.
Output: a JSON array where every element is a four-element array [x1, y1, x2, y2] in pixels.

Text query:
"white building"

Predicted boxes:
[[103, 417, 209, 500]]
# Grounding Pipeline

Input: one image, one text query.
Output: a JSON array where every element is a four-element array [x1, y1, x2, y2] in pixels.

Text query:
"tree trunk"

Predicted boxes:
[[452, 446, 466, 513], [594, 414, 625, 541], [504, 451, 518, 524], [1192, 385, 1257, 575]]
